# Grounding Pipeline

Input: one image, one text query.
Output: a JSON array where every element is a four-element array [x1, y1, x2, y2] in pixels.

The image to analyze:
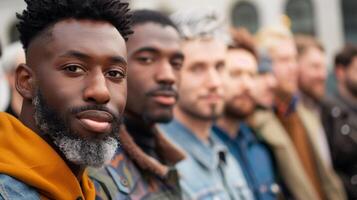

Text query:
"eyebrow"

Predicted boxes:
[[60, 50, 127, 65], [133, 47, 160, 55], [134, 47, 185, 59]]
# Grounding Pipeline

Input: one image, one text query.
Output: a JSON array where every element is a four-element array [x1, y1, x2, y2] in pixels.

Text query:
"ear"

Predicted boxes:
[[15, 64, 35, 100]]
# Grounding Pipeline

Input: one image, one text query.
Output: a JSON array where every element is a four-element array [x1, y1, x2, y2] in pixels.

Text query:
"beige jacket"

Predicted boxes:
[[252, 106, 346, 200]]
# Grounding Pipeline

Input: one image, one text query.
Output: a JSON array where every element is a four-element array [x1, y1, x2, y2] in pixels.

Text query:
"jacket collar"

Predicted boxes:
[[162, 119, 228, 171], [119, 125, 185, 178]]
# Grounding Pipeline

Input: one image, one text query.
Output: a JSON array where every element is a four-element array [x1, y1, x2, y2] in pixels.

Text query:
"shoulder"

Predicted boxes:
[[0, 174, 40, 200]]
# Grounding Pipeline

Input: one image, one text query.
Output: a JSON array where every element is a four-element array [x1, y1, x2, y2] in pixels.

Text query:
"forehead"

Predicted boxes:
[[301, 47, 325, 60], [271, 38, 297, 57], [127, 23, 180, 54], [226, 49, 257, 71], [27, 19, 127, 62], [182, 39, 226, 64]]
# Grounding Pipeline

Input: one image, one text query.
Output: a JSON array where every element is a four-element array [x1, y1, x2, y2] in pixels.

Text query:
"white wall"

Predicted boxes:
[[0, 0, 25, 45]]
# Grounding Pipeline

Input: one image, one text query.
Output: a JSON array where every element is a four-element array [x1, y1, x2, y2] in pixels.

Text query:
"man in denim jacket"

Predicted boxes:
[[159, 8, 254, 200]]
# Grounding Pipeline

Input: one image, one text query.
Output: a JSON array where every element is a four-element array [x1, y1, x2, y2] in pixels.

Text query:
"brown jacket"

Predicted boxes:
[[252, 105, 346, 200]]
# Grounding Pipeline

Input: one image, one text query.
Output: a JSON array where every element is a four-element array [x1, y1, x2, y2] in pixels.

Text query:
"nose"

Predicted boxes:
[[83, 70, 110, 104], [155, 60, 176, 85], [241, 74, 255, 91], [206, 68, 223, 91]]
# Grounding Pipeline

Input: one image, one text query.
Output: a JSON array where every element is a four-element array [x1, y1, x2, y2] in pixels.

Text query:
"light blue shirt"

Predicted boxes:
[[159, 119, 254, 200], [0, 174, 39, 200], [213, 123, 280, 200]]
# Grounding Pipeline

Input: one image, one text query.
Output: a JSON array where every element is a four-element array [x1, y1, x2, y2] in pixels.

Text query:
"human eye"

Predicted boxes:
[[136, 56, 155, 65], [105, 69, 126, 80], [62, 64, 85, 74], [171, 58, 184, 70], [215, 62, 225, 72], [190, 64, 205, 73]]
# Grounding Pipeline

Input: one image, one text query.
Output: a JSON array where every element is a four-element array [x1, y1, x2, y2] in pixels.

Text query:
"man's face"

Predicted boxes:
[[298, 47, 327, 102], [252, 73, 277, 108], [224, 49, 257, 119], [176, 39, 226, 120], [125, 23, 183, 123], [271, 38, 298, 95], [24, 19, 127, 167], [342, 57, 357, 97]]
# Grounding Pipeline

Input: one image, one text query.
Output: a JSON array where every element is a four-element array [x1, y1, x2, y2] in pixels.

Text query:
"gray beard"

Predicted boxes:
[[32, 91, 119, 168]]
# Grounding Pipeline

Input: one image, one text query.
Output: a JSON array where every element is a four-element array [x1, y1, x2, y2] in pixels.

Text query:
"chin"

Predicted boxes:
[[146, 112, 173, 123]]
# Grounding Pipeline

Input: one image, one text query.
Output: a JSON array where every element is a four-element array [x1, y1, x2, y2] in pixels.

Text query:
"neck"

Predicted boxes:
[[124, 111, 155, 131], [124, 112, 158, 159], [19, 101, 86, 181], [217, 115, 239, 139], [174, 107, 212, 143], [300, 92, 320, 110]]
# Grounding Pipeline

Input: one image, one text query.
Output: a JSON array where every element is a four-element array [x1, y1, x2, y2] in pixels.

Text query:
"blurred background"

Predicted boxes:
[[1, 0, 356, 66]]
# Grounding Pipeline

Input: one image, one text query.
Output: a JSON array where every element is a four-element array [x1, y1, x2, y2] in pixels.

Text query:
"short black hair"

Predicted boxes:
[[335, 44, 357, 69], [131, 9, 178, 31], [17, 0, 133, 51]]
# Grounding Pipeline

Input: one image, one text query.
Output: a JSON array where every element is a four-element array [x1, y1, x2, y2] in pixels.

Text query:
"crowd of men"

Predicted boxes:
[[0, 0, 356, 199]]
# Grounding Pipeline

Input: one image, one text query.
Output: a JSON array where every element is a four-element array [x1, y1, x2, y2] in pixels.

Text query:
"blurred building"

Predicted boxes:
[[1, 0, 356, 64]]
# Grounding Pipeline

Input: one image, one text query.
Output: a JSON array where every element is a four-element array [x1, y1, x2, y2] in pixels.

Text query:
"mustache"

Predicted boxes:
[[145, 84, 179, 99]]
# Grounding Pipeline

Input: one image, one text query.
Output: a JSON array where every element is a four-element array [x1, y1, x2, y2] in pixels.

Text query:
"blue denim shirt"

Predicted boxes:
[[213, 123, 280, 200], [159, 119, 254, 200], [0, 174, 40, 200]]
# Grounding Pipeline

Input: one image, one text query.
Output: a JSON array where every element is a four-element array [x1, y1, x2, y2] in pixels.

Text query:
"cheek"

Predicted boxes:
[[109, 82, 127, 112], [127, 73, 148, 98], [38, 77, 81, 110]]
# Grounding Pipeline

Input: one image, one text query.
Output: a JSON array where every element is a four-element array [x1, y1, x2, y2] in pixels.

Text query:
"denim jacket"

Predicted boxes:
[[0, 174, 40, 200], [159, 119, 254, 200]]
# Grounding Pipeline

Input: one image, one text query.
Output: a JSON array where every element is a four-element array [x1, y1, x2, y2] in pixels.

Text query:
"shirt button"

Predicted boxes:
[[332, 107, 341, 118], [270, 183, 280, 194], [120, 177, 129, 187], [341, 124, 351, 135]]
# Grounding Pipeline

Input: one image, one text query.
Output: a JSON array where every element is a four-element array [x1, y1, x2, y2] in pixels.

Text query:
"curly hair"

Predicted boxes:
[[131, 9, 178, 31], [17, 0, 133, 51]]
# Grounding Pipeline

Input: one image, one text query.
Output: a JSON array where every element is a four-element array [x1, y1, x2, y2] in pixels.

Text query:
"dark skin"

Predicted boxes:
[[125, 22, 183, 128], [15, 19, 128, 180]]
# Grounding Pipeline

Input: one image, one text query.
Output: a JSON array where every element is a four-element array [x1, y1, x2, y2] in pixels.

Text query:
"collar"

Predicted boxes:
[[161, 119, 228, 171], [119, 125, 185, 178], [274, 94, 299, 117], [213, 123, 257, 147]]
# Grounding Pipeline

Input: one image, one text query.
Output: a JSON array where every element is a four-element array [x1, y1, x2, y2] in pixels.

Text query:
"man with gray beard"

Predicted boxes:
[[0, 0, 132, 199]]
